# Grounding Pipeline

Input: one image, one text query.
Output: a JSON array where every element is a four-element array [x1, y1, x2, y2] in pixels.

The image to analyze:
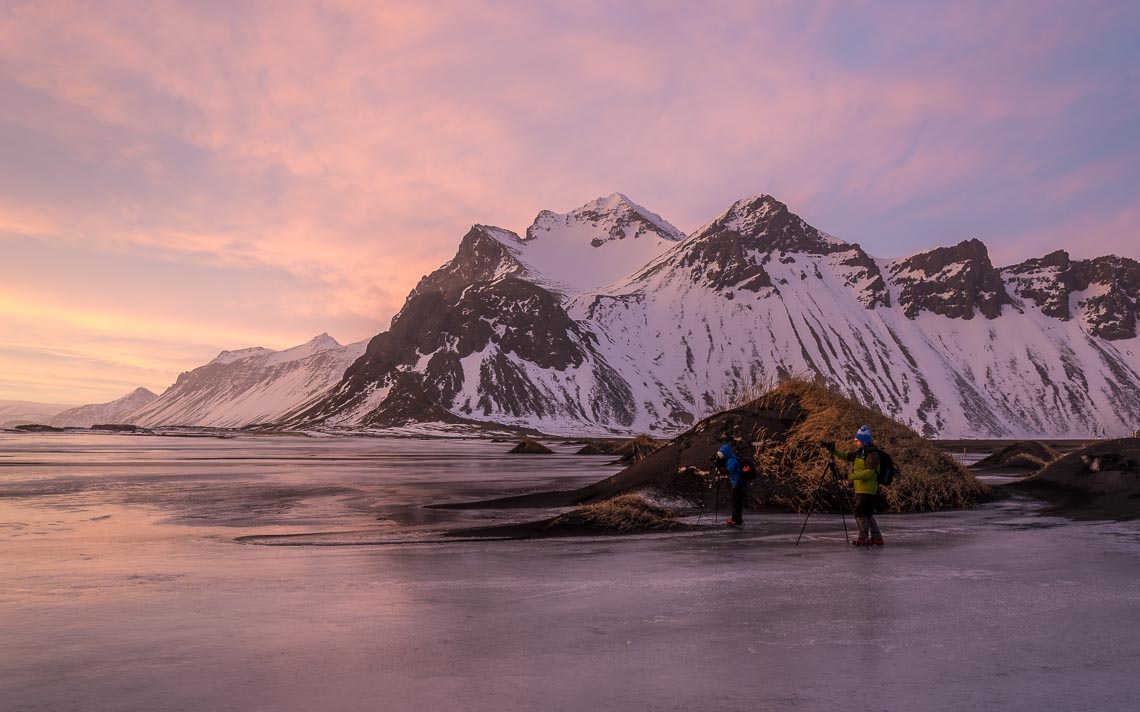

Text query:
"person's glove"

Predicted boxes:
[[820, 440, 835, 451]]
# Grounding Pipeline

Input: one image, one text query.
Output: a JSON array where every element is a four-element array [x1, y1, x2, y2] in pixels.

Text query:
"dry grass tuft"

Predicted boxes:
[[552, 494, 680, 534]]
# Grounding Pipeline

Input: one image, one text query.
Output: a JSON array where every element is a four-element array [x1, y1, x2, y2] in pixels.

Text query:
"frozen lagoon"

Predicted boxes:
[[2, 433, 1139, 712]]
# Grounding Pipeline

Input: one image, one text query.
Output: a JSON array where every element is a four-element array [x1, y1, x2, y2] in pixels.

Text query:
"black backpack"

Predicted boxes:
[[875, 448, 897, 487]]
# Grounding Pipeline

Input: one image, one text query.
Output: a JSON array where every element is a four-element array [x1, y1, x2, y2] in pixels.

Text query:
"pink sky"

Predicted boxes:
[[1, 1, 1137, 405]]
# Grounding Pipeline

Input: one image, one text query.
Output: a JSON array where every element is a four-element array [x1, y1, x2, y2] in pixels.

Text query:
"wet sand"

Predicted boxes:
[[3, 432, 1140, 711]]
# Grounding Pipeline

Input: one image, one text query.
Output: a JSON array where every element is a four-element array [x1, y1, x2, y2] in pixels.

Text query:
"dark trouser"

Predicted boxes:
[[731, 484, 746, 523], [853, 493, 881, 539]]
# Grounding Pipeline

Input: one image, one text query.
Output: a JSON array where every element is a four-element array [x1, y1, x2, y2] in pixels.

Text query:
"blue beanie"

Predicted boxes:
[[854, 425, 872, 446]]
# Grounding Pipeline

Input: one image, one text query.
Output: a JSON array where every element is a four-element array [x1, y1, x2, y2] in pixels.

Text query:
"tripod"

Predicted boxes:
[[695, 471, 723, 526], [795, 453, 851, 546]]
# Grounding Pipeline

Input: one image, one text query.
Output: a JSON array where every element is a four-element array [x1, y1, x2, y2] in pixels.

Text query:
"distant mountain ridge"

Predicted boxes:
[[1, 400, 76, 429], [48, 387, 158, 427], [129, 333, 367, 428], [102, 193, 1140, 437]]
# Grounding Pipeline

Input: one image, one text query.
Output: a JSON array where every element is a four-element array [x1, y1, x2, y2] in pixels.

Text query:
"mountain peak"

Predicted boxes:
[[526, 193, 684, 244], [688, 194, 850, 258], [306, 332, 341, 349]]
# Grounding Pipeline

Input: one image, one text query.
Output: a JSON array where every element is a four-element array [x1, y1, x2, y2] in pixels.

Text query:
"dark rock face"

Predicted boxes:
[[1004, 251, 1140, 340], [292, 233, 637, 427], [402, 226, 524, 306], [890, 239, 1012, 320], [663, 195, 889, 306]]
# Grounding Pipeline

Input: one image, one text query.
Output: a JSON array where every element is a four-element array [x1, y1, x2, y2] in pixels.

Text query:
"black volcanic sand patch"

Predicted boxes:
[[573, 435, 664, 462], [507, 438, 554, 454], [14, 424, 65, 432], [972, 441, 1059, 471], [445, 494, 683, 539], [1010, 438, 1140, 520], [436, 380, 992, 514]]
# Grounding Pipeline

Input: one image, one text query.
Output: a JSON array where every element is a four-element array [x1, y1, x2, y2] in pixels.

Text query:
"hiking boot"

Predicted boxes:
[[852, 538, 867, 546], [871, 537, 885, 546], [725, 519, 741, 526]]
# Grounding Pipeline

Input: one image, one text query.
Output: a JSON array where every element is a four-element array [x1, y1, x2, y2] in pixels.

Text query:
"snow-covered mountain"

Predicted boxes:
[[47, 387, 158, 427], [0, 400, 76, 428], [288, 194, 1140, 438], [130, 334, 367, 428]]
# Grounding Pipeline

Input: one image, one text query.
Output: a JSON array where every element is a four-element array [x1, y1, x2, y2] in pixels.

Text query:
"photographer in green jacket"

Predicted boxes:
[[822, 425, 884, 546]]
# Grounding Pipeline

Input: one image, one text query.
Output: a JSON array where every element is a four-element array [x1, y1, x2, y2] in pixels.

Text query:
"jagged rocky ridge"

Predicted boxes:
[[280, 193, 1140, 438]]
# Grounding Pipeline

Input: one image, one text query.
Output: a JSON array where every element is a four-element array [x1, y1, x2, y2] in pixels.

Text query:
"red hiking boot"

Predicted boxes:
[[725, 519, 741, 526], [871, 537, 885, 546], [852, 538, 867, 546]]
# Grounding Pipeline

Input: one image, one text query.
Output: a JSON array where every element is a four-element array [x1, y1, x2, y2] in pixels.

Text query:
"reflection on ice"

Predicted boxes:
[[2, 432, 1139, 712]]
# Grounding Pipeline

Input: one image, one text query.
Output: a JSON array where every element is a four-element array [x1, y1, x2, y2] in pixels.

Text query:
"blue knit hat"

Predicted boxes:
[[854, 425, 872, 446]]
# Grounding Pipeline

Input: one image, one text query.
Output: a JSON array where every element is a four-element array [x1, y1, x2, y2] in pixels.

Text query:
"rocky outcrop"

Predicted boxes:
[[889, 239, 1012, 320], [661, 195, 888, 308], [1004, 251, 1140, 340], [290, 272, 637, 428]]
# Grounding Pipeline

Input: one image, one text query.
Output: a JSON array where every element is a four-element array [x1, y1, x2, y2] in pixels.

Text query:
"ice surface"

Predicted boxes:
[[2, 433, 1139, 712]]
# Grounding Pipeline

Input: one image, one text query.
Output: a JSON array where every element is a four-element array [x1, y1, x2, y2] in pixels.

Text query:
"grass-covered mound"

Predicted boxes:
[[445, 494, 681, 538], [972, 441, 1058, 471], [548, 494, 680, 534], [1011, 438, 1140, 520], [707, 380, 992, 512], [447, 380, 991, 514]]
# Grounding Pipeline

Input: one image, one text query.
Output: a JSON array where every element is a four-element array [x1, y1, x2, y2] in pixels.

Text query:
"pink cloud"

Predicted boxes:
[[0, 0, 1135, 401]]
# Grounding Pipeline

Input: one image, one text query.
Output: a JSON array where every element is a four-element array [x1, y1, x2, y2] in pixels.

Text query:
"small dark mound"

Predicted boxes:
[[507, 438, 554, 454], [575, 442, 616, 455], [551, 494, 680, 534], [1011, 438, 1140, 520], [14, 424, 64, 432], [608, 434, 665, 464], [972, 441, 1058, 470], [448, 494, 681, 539]]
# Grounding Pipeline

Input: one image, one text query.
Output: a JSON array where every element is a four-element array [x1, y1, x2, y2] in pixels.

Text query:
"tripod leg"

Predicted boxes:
[[713, 477, 721, 523], [794, 499, 814, 546], [830, 460, 850, 544], [795, 466, 831, 546], [696, 474, 713, 526]]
